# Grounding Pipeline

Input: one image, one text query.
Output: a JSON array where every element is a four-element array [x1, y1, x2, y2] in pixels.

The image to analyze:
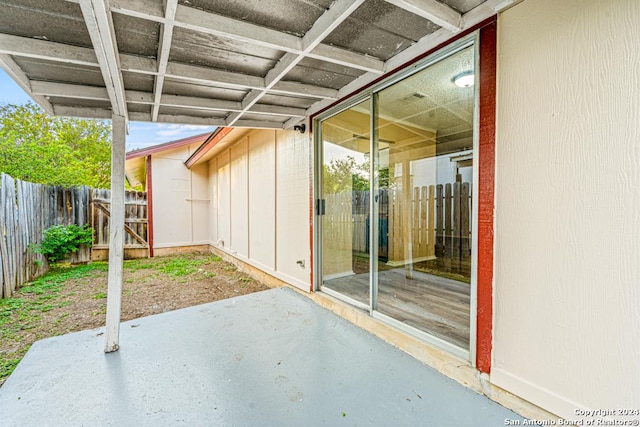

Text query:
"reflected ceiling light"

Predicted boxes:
[[453, 71, 475, 88]]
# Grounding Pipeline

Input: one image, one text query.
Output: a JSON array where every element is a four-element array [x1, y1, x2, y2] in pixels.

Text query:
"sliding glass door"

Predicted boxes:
[[317, 39, 477, 356], [320, 99, 371, 308]]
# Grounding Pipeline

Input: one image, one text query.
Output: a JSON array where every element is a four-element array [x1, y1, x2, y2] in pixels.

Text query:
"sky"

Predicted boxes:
[[0, 69, 216, 151]]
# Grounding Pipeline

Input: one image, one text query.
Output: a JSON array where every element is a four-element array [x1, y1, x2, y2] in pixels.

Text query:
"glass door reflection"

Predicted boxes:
[[320, 99, 371, 307]]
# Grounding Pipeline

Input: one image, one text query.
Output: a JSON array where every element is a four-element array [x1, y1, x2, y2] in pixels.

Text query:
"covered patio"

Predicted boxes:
[[0, 0, 530, 423], [0, 287, 520, 426], [0, 0, 518, 354]]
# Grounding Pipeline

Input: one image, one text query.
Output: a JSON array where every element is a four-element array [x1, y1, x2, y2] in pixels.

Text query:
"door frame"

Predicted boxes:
[[311, 18, 496, 372], [313, 33, 480, 363]]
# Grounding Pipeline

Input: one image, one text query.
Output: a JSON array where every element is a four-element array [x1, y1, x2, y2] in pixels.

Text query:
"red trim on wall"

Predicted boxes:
[[476, 22, 497, 374], [146, 155, 154, 258]]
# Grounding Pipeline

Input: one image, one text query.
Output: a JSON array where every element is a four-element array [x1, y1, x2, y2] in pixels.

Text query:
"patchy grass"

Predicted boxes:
[[0, 253, 267, 387]]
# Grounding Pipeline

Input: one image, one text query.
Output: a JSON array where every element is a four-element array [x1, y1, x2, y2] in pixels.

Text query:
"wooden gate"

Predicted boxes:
[[91, 189, 149, 260]]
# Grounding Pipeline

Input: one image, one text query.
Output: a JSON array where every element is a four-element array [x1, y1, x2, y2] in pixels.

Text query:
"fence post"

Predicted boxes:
[[435, 184, 443, 257]]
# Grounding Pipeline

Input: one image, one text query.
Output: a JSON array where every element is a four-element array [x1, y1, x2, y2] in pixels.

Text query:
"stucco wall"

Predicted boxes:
[[208, 129, 310, 291], [493, 0, 640, 418], [150, 143, 209, 248]]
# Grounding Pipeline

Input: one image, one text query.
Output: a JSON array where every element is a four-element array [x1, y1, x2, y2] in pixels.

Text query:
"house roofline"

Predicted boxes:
[[184, 127, 234, 168], [126, 131, 216, 160]]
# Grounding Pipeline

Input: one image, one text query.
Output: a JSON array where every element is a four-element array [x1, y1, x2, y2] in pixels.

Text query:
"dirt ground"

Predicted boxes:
[[0, 253, 270, 386]]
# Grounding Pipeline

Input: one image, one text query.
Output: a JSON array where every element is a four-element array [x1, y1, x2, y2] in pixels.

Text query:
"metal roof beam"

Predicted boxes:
[[383, 0, 462, 32], [79, 0, 128, 118], [151, 0, 178, 122]]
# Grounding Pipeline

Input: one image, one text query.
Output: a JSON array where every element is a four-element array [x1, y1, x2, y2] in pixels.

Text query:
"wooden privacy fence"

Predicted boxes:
[[348, 181, 472, 265], [387, 182, 471, 265], [0, 173, 91, 298], [0, 172, 148, 299], [91, 189, 148, 250]]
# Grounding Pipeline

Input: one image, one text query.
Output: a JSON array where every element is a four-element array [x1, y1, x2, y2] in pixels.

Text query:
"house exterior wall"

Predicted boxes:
[[208, 129, 310, 291], [149, 143, 209, 248], [493, 0, 640, 418]]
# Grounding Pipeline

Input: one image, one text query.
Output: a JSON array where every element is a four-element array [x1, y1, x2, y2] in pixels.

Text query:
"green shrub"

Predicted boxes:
[[31, 224, 93, 263]]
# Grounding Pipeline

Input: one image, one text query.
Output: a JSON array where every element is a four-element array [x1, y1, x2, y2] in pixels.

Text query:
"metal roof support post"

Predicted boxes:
[[104, 114, 126, 353]]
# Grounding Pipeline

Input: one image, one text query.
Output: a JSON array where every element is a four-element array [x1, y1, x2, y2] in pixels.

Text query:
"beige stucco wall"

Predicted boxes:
[[493, 0, 640, 418], [150, 143, 209, 248], [208, 129, 310, 291]]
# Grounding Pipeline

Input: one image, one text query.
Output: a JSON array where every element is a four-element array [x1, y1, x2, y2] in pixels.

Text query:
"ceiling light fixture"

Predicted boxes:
[[452, 71, 475, 88]]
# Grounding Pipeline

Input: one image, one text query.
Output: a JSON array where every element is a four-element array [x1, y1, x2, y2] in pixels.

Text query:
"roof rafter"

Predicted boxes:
[[306, 0, 511, 121], [108, 0, 384, 74], [383, 0, 462, 32], [0, 54, 54, 114], [79, 0, 127, 118], [151, 0, 178, 122], [0, 33, 338, 101], [226, 0, 366, 127], [29, 81, 306, 118]]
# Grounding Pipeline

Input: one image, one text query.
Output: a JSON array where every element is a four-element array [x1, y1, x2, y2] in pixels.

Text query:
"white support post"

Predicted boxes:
[[104, 114, 127, 353]]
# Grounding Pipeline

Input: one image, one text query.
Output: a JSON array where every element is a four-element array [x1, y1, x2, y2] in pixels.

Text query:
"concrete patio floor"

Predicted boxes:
[[0, 287, 522, 426]]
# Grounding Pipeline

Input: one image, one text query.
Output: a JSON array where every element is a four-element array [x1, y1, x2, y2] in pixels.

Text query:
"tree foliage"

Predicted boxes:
[[322, 155, 390, 193], [0, 103, 112, 188], [323, 156, 369, 193]]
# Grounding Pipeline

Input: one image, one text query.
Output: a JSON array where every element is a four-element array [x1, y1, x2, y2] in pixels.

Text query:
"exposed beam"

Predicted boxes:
[[307, 0, 504, 118], [233, 120, 285, 129], [110, 0, 383, 74], [0, 54, 54, 114], [383, 0, 462, 32], [227, 0, 365, 126], [249, 104, 306, 118], [0, 33, 97, 67], [306, 44, 382, 73], [79, 0, 128, 118], [31, 81, 152, 104], [174, 4, 300, 53], [0, 34, 338, 101], [165, 62, 263, 90], [271, 81, 337, 100], [129, 112, 226, 126], [53, 105, 112, 119], [32, 81, 109, 101], [31, 81, 306, 118], [151, 0, 178, 122], [160, 94, 241, 112]]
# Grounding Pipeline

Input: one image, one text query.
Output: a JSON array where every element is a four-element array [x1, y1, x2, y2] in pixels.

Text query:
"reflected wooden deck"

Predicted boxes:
[[324, 268, 470, 349]]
